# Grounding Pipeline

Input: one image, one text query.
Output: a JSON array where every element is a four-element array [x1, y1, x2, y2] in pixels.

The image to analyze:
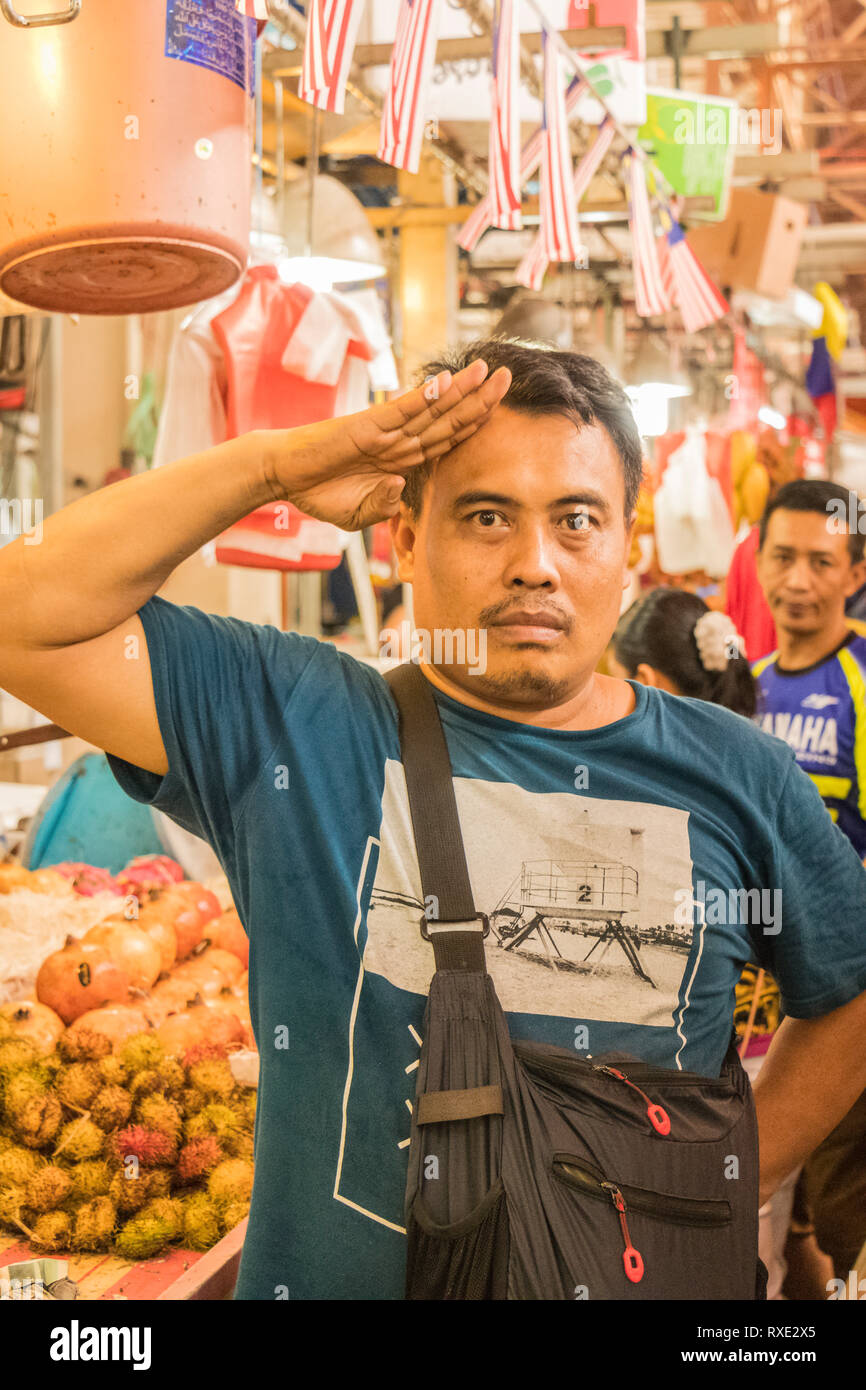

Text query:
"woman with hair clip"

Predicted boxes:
[[612, 586, 808, 1301], [611, 587, 757, 719]]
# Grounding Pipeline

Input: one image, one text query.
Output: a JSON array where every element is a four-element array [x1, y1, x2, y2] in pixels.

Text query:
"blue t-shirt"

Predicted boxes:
[[753, 631, 866, 858], [107, 596, 866, 1300]]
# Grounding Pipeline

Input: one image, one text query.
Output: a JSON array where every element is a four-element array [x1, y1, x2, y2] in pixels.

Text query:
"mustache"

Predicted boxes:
[[478, 600, 573, 634]]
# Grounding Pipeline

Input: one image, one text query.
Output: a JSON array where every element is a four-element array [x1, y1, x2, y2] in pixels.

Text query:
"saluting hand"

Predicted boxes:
[[266, 359, 512, 530]]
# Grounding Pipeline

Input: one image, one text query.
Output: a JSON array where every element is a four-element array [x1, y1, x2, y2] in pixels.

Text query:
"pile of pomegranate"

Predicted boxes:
[[5, 858, 254, 1057]]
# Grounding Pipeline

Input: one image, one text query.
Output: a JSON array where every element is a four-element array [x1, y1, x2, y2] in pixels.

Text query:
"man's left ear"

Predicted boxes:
[[623, 511, 637, 588], [389, 508, 416, 584], [846, 554, 866, 599]]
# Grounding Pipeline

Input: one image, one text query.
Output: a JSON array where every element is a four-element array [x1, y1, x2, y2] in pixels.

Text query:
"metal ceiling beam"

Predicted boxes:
[[263, 23, 779, 79]]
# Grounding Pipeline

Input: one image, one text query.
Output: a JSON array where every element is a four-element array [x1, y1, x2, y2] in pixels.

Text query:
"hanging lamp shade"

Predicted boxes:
[[0, 0, 253, 314], [268, 175, 386, 284]]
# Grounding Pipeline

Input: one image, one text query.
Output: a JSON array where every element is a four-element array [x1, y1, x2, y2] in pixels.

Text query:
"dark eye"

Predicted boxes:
[[563, 512, 592, 532], [468, 510, 502, 527]]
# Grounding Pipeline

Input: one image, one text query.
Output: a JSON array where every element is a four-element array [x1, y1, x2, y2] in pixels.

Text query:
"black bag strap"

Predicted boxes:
[[385, 663, 488, 973]]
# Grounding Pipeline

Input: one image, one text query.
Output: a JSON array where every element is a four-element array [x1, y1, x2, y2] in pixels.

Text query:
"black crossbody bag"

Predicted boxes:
[[385, 662, 767, 1301]]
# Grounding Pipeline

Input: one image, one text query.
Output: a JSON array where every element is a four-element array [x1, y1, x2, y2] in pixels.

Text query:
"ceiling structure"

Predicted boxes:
[[252, 0, 866, 417]]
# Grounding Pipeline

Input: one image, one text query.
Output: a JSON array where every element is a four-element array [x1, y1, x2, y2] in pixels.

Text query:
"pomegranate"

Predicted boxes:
[[49, 862, 123, 897], [65, 1004, 151, 1050], [117, 854, 184, 902], [173, 948, 244, 998], [155, 883, 221, 961], [0, 999, 65, 1054], [135, 915, 178, 975], [83, 921, 162, 991], [36, 936, 130, 1024], [155, 1010, 209, 1056], [24, 868, 76, 897], [198, 997, 249, 1050], [204, 908, 248, 968]]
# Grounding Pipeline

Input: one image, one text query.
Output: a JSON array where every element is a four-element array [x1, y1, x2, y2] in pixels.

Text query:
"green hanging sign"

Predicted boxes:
[[638, 88, 739, 221]]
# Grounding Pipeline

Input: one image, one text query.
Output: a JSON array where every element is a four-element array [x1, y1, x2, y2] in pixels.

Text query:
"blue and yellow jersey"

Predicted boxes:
[[753, 628, 866, 858]]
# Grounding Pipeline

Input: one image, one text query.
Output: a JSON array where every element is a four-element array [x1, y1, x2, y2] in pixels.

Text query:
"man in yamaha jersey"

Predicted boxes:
[[755, 478, 866, 1283]]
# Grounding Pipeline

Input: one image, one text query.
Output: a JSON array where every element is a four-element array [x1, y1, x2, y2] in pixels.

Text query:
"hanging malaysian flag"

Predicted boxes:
[[299, 0, 367, 116], [488, 0, 522, 230], [458, 76, 586, 251], [539, 30, 581, 264], [377, 0, 441, 174], [626, 152, 671, 317], [235, 0, 269, 30], [516, 117, 616, 291], [664, 217, 728, 334]]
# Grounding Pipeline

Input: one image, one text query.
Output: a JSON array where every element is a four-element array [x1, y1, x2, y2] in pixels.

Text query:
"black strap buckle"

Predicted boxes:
[[419, 912, 490, 942]]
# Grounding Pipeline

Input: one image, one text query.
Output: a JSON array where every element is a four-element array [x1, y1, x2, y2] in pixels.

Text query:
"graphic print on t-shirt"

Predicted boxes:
[[333, 763, 698, 1232]]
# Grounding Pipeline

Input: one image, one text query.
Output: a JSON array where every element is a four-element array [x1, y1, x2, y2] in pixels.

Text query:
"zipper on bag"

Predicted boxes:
[[552, 1154, 732, 1286], [592, 1064, 671, 1135]]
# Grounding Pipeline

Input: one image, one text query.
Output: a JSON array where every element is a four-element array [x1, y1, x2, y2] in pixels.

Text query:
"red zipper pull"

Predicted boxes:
[[597, 1066, 671, 1136], [603, 1183, 644, 1284]]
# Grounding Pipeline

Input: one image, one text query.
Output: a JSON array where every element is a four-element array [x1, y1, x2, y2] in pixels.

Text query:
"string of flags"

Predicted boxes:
[[236, 0, 728, 331]]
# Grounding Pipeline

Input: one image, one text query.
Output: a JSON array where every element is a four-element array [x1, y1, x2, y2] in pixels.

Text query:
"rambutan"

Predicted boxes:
[[181, 1192, 221, 1251], [9, 1092, 63, 1149], [139, 1196, 183, 1242], [72, 1196, 117, 1251], [53, 1117, 105, 1161], [207, 1158, 254, 1207], [182, 1041, 227, 1068], [145, 1169, 171, 1198], [31, 1209, 72, 1252], [154, 1058, 185, 1095], [176, 1136, 222, 1184], [0, 1144, 43, 1186], [90, 1085, 132, 1131], [108, 1169, 150, 1214], [114, 1193, 184, 1259], [98, 1055, 130, 1087], [221, 1200, 250, 1233], [118, 1034, 165, 1073], [179, 1086, 208, 1116], [127, 1067, 163, 1101], [187, 1059, 234, 1103], [224, 1132, 254, 1162], [25, 1163, 72, 1212], [134, 1094, 182, 1144], [183, 1103, 241, 1148], [114, 1124, 176, 1168], [0, 1037, 42, 1075], [0, 1183, 29, 1233], [67, 1158, 112, 1200], [56, 1061, 101, 1110], [58, 1028, 111, 1063]]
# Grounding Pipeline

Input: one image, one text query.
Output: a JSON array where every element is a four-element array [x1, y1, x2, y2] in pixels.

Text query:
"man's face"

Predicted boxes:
[[390, 405, 634, 707], [757, 508, 866, 638]]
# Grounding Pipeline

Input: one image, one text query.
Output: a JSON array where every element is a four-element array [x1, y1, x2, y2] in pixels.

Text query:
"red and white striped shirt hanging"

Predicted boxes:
[[299, 0, 367, 116], [235, 0, 269, 16], [539, 29, 581, 264], [664, 216, 728, 334], [377, 0, 441, 174], [458, 76, 586, 252], [626, 152, 671, 317], [488, 0, 522, 230], [516, 117, 616, 290]]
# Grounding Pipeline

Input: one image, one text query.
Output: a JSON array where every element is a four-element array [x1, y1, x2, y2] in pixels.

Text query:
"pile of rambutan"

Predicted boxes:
[[0, 1027, 255, 1258]]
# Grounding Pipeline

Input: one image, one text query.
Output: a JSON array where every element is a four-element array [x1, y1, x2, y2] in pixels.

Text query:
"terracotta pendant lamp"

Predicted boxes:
[[0, 0, 253, 314]]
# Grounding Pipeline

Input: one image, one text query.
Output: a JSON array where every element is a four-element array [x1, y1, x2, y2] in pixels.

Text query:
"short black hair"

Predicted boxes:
[[759, 479, 866, 565], [402, 336, 644, 518]]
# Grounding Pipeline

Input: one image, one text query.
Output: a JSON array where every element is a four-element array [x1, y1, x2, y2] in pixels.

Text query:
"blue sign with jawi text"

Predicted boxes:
[[165, 0, 256, 95]]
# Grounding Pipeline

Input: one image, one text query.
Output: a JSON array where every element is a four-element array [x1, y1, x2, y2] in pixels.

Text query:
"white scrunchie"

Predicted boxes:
[[693, 610, 746, 672]]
